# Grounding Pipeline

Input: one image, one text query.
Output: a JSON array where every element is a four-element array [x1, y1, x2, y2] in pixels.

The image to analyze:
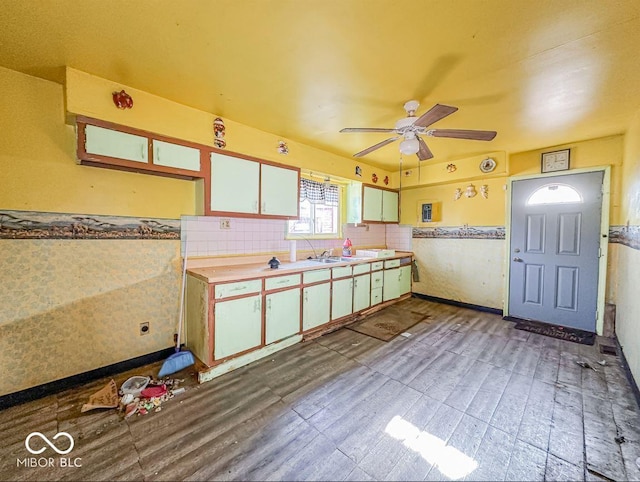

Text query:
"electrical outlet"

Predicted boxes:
[[220, 219, 231, 229], [140, 322, 150, 335]]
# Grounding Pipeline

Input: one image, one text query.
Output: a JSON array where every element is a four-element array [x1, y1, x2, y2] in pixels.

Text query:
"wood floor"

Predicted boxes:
[[1, 298, 639, 481]]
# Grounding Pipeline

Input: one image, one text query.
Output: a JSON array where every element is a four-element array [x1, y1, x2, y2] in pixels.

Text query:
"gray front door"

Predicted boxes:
[[508, 171, 603, 332]]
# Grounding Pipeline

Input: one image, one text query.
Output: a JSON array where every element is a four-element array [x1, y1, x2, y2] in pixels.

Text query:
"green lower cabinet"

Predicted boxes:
[[399, 265, 412, 295], [303, 283, 331, 331], [383, 268, 401, 302], [265, 288, 301, 344], [332, 278, 353, 320], [353, 274, 371, 312], [214, 294, 262, 359]]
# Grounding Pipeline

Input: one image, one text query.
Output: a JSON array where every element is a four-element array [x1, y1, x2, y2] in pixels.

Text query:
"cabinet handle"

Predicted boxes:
[[268, 298, 272, 310], [254, 299, 261, 312], [304, 291, 308, 302], [277, 279, 288, 284], [142, 143, 147, 160], [254, 201, 258, 212], [262, 201, 266, 212], [354, 279, 358, 288], [231, 285, 247, 292]]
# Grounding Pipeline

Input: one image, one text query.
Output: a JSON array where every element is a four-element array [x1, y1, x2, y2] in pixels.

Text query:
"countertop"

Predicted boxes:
[[187, 251, 413, 284]]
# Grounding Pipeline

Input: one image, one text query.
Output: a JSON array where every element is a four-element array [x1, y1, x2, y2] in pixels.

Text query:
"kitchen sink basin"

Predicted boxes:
[[309, 258, 340, 263]]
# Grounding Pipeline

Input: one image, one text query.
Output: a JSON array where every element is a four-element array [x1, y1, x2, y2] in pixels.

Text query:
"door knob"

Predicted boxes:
[[513, 257, 523, 262], [514, 248, 521, 253]]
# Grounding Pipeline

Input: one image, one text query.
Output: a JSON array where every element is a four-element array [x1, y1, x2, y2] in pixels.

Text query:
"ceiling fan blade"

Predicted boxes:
[[417, 136, 434, 161], [340, 127, 396, 133], [353, 136, 399, 157], [413, 104, 458, 128], [429, 129, 497, 141]]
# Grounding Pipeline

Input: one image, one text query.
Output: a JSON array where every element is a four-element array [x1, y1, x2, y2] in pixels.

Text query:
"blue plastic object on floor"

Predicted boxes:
[[158, 350, 195, 378]]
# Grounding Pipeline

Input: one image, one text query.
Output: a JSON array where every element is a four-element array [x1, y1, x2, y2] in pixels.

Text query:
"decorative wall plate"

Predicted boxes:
[[479, 157, 496, 173]]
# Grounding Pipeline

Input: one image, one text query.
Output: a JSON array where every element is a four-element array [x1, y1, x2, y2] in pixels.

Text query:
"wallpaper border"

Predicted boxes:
[[609, 225, 640, 250], [0, 210, 180, 240], [412, 226, 506, 240], [413, 224, 640, 250]]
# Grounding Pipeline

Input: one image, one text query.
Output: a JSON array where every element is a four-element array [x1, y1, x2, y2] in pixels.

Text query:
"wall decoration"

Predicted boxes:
[[481, 185, 489, 199], [112, 90, 133, 109], [372, 173, 378, 183], [383, 176, 389, 185], [541, 149, 570, 173], [0, 210, 180, 240], [465, 184, 477, 198], [479, 158, 496, 173], [277, 140, 289, 155], [446, 163, 457, 173], [213, 117, 226, 149], [454, 188, 462, 201], [355, 166, 362, 177]]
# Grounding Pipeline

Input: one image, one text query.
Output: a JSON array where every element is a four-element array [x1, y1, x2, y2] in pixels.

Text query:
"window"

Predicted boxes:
[[288, 178, 341, 237], [527, 184, 582, 205]]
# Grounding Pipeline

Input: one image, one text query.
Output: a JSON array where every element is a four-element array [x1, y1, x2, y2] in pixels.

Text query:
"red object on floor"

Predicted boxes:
[[141, 384, 167, 398]]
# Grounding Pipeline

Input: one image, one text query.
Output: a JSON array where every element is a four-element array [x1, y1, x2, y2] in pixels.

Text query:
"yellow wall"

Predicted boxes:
[[0, 67, 195, 219], [614, 109, 640, 384], [65, 68, 390, 193]]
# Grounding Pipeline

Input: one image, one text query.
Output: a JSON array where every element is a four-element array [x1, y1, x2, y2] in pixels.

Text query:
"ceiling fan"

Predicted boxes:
[[340, 100, 497, 161]]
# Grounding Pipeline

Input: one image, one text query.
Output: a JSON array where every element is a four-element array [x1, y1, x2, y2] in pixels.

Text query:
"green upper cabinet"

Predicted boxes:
[[153, 140, 200, 172], [209, 152, 299, 218], [260, 164, 299, 217], [382, 189, 399, 223], [210, 152, 260, 214], [358, 185, 399, 223], [84, 124, 148, 163], [363, 186, 383, 221]]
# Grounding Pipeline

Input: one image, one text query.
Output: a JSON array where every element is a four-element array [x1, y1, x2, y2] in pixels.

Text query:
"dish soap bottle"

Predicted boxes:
[[342, 238, 352, 257]]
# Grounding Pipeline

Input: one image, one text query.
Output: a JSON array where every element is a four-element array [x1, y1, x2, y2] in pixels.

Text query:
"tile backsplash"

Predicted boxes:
[[180, 216, 411, 258]]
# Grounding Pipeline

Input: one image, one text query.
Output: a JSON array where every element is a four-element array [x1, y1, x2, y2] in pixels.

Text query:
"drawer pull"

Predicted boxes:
[[231, 285, 247, 292]]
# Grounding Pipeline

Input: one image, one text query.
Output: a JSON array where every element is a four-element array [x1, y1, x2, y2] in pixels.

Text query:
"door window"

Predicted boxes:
[[526, 184, 582, 205]]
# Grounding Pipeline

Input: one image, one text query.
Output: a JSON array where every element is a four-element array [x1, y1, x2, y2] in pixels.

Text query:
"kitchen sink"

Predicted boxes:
[[309, 258, 340, 263]]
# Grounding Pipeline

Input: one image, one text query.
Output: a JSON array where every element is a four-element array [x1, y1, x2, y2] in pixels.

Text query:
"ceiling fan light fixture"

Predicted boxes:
[[404, 100, 420, 115], [399, 138, 420, 155]]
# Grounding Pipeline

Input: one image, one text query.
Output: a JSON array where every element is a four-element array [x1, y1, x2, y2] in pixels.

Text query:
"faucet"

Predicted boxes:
[[319, 250, 330, 259]]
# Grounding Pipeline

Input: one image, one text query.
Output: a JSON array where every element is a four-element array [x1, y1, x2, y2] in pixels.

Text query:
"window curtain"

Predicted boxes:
[[299, 178, 339, 205]]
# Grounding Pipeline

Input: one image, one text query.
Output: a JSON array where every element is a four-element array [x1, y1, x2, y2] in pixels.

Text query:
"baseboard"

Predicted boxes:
[[0, 347, 175, 411], [615, 337, 640, 410], [411, 293, 503, 315]]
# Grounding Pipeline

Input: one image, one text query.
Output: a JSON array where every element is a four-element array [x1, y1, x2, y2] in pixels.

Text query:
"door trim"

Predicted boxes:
[[504, 166, 611, 334]]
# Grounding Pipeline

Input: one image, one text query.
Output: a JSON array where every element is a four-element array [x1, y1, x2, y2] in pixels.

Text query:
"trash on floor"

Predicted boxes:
[[576, 360, 598, 371], [81, 376, 186, 418], [81, 379, 119, 412], [615, 435, 626, 444], [400, 332, 412, 338]]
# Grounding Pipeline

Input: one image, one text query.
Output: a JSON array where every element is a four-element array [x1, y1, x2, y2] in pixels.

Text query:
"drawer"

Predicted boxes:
[[303, 269, 331, 284], [214, 279, 262, 299], [371, 271, 384, 289], [371, 261, 384, 271], [352, 263, 371, 276], [332, 265, 353, 279], [265, 274, 301, 291], [371, 287, 383, 306], [384, 259, 401, 269]]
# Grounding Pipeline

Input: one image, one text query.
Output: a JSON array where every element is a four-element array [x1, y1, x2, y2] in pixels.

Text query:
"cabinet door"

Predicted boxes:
[[383, 268, 401, 302], [399, 265, 412, 295], [260, 164, 299, 217], [332, 278, 353, 320], [153, 140, 200, 172], [265, 288, 301, 344], [363, 186, 383, 221], [303, 283, 331, 331], [382, 190, 399, 223], [353, 274, 371, 312], [347, 182, 363, 224], [214, 294, 262, 359], [85, 125, 148, 163], [210, 152, 260, 214]]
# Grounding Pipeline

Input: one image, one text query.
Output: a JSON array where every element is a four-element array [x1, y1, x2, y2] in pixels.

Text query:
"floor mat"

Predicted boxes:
[[514, 319, 596, 345], [347, 307, 428, 342]]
